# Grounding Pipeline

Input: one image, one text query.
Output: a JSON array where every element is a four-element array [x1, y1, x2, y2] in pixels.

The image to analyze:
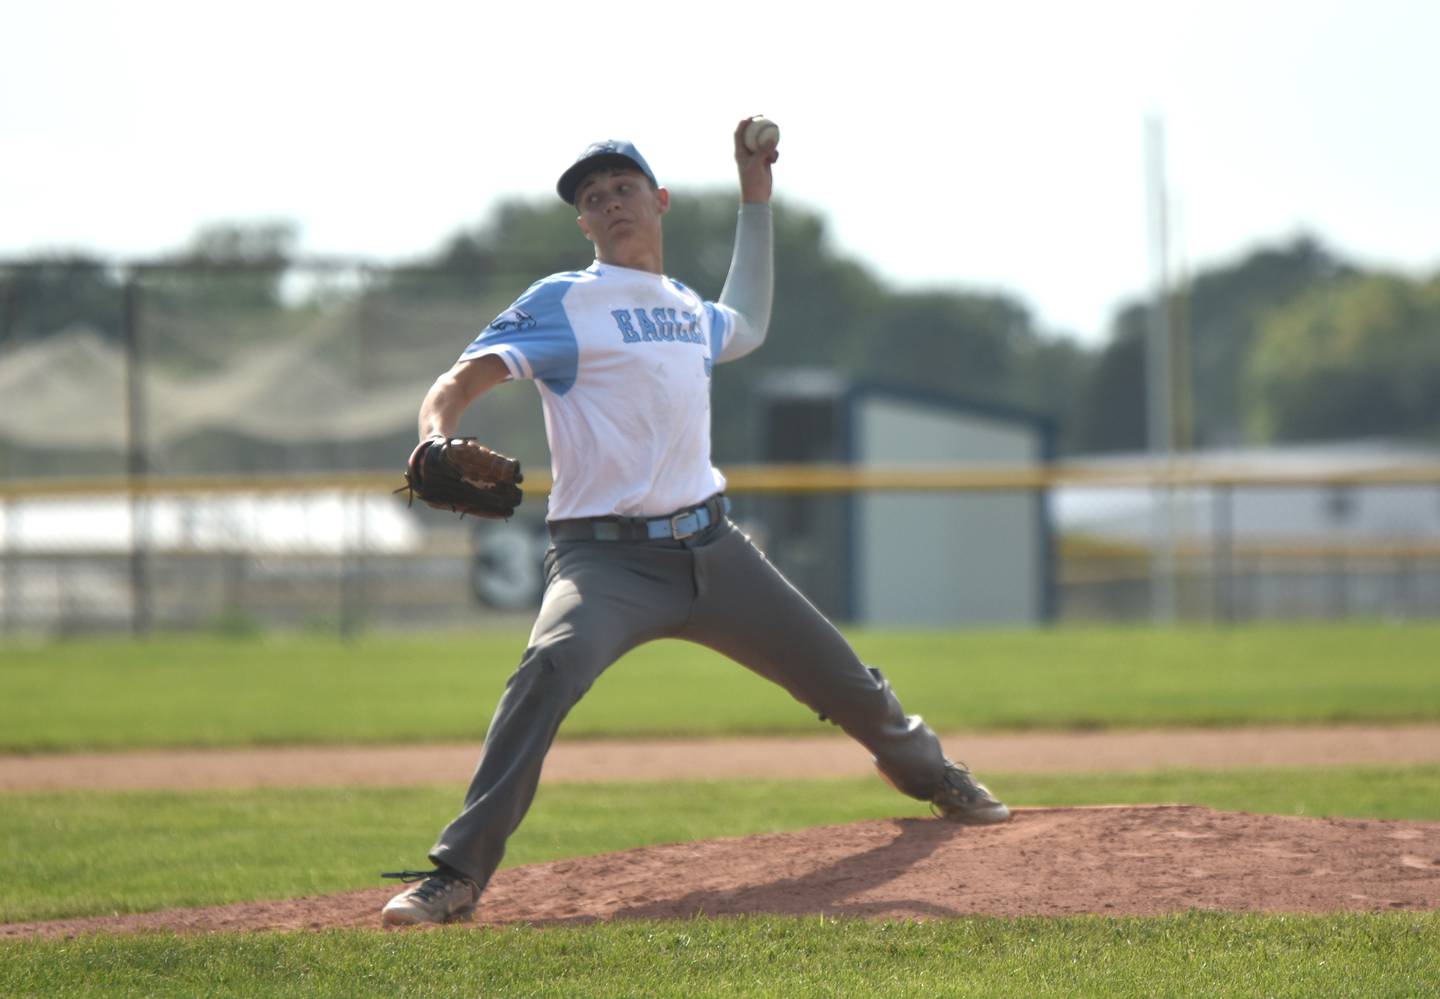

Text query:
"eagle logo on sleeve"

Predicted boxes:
[[488, 308, 538, 333]]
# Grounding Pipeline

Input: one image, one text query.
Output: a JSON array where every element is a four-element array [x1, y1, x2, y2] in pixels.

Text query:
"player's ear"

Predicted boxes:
[[655, 187, 670, 215], [576, 214, 595, 242]]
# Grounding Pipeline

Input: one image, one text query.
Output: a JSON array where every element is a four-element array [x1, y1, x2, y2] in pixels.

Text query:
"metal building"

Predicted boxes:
[[752, 372, 1056, 627]]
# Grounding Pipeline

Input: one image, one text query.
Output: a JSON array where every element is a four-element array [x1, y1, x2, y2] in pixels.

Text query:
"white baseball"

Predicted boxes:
[[744, 116, 780, 153]]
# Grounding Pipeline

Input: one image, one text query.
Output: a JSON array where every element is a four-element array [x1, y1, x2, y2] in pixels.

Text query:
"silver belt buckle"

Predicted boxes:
[[670, 510, 698, 540]]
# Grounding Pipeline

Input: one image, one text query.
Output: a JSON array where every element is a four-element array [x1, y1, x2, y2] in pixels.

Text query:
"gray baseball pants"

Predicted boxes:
[[428, 507, 949, 888]]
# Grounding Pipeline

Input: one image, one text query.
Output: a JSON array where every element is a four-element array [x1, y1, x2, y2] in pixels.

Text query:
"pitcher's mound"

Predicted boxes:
[[7, 806, 1439, 938]]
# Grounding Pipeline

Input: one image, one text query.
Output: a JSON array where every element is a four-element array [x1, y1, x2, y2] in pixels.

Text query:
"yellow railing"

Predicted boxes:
[[5, 461, 1440, 500]]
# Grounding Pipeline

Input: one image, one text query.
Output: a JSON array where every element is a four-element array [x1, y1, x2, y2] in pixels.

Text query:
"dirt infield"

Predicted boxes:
[[5, 806, 1439, 939], [5, 727, 1439, 937], [5, 723, 1440, 791]]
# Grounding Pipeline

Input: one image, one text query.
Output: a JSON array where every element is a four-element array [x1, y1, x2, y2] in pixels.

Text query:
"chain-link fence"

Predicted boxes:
[[1060, 478, 1440, 622], [4, 262, 1440, 637], [0, 261, 555, 635]]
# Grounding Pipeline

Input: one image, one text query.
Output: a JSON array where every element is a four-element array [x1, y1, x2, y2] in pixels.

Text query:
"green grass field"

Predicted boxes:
[[4, 621, 1439, 751], [3, 622, 1437, 996], [3, 914, 1437, 998]]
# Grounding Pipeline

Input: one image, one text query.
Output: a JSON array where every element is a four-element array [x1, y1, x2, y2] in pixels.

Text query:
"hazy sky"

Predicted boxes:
[[4, 0, 1437, 343]]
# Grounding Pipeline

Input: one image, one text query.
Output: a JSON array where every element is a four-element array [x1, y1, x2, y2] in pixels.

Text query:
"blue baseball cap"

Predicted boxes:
[[556, 140, 659, 205]]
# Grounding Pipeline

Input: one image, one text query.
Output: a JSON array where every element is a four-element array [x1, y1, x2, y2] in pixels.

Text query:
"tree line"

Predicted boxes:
[[4, 195, 1438, 459]]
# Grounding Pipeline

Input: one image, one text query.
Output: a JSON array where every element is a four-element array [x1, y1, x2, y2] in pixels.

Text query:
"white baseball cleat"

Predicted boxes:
[[380, 868, 481, 926], [930, 762, 1012, 825]]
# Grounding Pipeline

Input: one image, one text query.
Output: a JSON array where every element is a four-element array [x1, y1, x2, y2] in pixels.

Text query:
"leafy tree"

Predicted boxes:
[[440, 200, 581, 282], [842, 290, 1024, 398], [145, 220, 299, 312], [1184, 236, 1351, 446], [1246, 273, 1440, 441], [0, 255, 123, 344], [1073, 305, 1147, 453], [1013, 333, 1095, 454], [1073, 236, 1353, 454], [182, 220, 297, 267]]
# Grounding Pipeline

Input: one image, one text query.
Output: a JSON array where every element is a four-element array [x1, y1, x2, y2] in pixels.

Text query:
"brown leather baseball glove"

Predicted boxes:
[[402, 436, 523, 519]]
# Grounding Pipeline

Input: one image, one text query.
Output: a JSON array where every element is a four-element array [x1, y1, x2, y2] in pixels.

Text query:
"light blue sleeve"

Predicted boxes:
[[704, 301, 737, 363], [715, 203, 773, 363], [459, 275, 580, 396]]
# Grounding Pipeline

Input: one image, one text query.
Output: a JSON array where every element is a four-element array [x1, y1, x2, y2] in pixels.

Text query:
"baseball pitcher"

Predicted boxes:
[[382, 118, 1010, 926]]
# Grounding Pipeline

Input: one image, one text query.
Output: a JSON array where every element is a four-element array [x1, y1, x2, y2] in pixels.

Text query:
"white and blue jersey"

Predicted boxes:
[[459, 260, 740, 521]]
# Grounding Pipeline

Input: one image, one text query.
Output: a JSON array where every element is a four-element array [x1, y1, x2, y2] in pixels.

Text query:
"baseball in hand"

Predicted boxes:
[[744, 116, 780, 152]]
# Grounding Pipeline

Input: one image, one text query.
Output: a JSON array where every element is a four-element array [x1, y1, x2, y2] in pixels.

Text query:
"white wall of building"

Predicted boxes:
[[852, 395, 1048, 627]]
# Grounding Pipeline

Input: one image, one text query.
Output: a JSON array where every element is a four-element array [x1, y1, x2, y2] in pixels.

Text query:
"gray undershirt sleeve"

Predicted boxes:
[[716, 203, 774, 362]]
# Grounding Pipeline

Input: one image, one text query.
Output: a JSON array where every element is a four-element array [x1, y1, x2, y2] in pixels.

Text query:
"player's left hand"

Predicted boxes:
[[734, 116, 777, 204], [401, 437, 524, 519]]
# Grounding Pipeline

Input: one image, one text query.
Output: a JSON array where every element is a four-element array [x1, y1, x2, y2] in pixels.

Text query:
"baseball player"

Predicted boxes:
[[381, 118, 1010, 926]]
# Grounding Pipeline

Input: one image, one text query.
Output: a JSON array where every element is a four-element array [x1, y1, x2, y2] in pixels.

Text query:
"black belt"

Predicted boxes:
[[548, 495, 730, 542]]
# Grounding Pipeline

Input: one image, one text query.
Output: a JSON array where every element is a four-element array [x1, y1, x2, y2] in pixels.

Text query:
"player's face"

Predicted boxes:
[[575, 167, 669, 272]]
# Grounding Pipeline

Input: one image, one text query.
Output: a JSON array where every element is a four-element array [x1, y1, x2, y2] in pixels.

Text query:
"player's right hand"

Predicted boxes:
[[734, 116, 777, 205]]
